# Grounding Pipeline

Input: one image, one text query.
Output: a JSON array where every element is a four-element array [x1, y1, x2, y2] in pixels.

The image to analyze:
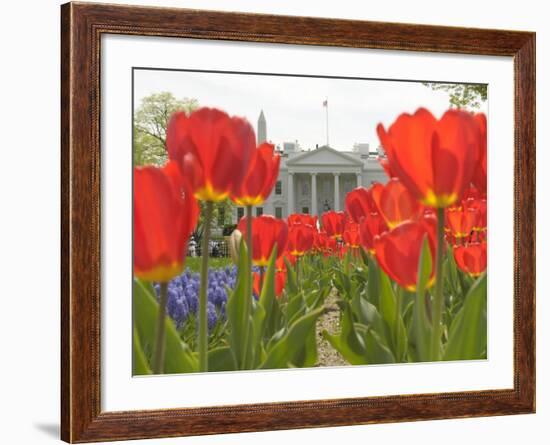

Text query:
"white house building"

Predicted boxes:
[[233, 111, 389, 222]]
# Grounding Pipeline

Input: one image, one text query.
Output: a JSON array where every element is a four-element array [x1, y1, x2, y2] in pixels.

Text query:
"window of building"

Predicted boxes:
[[237, 207, 244, 221], [275, 180, 282, 195], [302, 206, 309, 214], [275, 207, 283, 219], [256, 207, 263, 216]]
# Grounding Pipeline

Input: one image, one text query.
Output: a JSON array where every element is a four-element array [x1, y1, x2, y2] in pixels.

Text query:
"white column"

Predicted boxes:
[[334, 173, 340, 211], [356, 171, 362, 188], [287, 172, 294, 215], [311, 173, 317, 217]]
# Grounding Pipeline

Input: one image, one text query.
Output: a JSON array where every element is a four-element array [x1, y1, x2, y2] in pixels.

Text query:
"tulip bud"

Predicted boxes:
[[228, 229, 242, 265]]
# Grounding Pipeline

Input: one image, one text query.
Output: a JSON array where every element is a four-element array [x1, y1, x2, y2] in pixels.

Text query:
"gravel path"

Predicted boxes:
[[315, 289, 348, 367]]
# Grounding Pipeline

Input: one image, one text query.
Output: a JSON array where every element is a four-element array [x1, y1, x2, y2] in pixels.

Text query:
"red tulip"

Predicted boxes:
[[345, 187, 376, 223], [237, 215, 288, 267], [287, 223, 315, 256], [371, 178, 422, 228], [253, 270, 286, 299], [359, 213, 388, 254], [445, 206, 479, 238], [377, 108, 482, 208], [468, 198, 487, 232], [231, 143, 280, 206], [379, 157, 397, 179], [134, 161, 198, 282], [321, 211, 347, 239], [313, 230, 329, 252], [324, 236, 338, 256], [343, 222, 361, 248], [166, 107, 255, 202], [374, 216, 437, 291], [453, 242, 487, 277], [471, 114, 487, 194], [288, 213, 317, 228], [462, 184, 482, 202]]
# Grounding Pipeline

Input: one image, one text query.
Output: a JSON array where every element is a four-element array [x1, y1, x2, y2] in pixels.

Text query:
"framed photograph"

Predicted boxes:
[[61, 2, 535, 442]]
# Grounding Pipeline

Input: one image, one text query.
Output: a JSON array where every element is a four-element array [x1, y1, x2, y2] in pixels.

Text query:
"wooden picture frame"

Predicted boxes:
[[61, 2, 535, 442]]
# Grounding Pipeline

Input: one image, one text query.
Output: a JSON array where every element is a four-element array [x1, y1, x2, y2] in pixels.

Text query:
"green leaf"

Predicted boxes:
[[378, 271, 408, 361], [284, 256, 298, 295], [286, 290, 306, 325], [323, 300, 368, 365], [226, 239, 252, 369], [443, 274, 487, 361], [133, 327, 152, 375], [208, 346, 237, 372], [413, 238, 434, 362], [133, 279, 197, 374], [355, 324, 395, 364], [250, 247, 278, 367], [260, 307, 324, 369], [351, 293, 386, 336], [292, 328, 318, 368], [366, 255, 380, 307]]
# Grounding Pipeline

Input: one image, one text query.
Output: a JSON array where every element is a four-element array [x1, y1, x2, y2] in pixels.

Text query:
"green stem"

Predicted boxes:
[[395, 286, 403, 362], [242, 205, 253, 369], [296, 256, 301, 288], [198, 201, 213, 372], [152, 282, 168, 374], [246, 205, 253, 296], [259, 266, 265, 296], [430, 207, 446, 361]]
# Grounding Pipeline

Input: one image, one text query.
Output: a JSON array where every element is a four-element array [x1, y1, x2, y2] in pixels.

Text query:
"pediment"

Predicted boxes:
[[286, 146, 363, 166]]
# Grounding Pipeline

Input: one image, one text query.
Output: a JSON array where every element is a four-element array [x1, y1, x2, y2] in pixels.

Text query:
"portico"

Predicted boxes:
[[284, 146, 370, 217]]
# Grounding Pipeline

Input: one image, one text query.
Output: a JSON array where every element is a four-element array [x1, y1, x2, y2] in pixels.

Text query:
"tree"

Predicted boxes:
[[423, 83, 487, 110], [133, 92, 199, 166]]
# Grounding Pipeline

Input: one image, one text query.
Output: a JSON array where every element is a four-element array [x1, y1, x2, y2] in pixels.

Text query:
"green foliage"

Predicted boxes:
[[423, 83, 488, 110], [325, 245, 486, 366], [133, 279, 197, 374], [133, 237, 487, 374], [443, 274, 487, 360], [133, 91, 198, 167], [226, 239, 253, 369], [224, 245, 325, 371], [133, 327, 152, 375]]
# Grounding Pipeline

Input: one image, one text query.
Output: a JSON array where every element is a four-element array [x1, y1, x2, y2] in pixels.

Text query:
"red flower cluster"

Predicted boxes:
[[135, 107, 282, 284], [134, 105, 488, 297], [375, 108, 488, 281]]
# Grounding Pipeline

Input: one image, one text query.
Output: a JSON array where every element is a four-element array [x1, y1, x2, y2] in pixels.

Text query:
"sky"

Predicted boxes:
[[134, 68, 488, 152]]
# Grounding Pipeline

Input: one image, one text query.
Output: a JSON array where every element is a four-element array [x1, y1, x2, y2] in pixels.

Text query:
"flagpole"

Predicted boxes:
[[325, 97, 329, 146]]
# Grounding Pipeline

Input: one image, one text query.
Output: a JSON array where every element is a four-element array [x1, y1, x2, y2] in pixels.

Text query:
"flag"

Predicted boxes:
[[323, 99, 328, 107]]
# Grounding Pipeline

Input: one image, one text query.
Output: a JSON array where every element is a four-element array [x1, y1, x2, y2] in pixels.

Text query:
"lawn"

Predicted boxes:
[[185, 256, 232, 272]]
